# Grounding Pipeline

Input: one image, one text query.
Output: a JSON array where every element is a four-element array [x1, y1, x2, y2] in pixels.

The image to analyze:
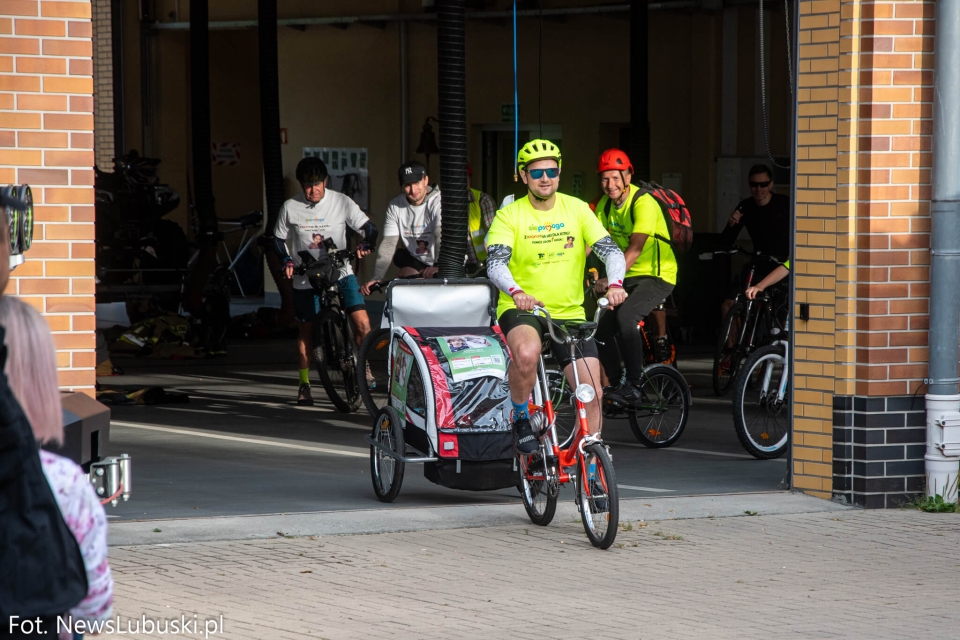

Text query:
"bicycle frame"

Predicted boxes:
[[521, 303, 608, 486]]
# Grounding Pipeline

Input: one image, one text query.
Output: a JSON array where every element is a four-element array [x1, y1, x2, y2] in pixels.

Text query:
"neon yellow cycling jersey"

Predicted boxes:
[[487, 193, 609, 320], [596, 186, 677, 285]]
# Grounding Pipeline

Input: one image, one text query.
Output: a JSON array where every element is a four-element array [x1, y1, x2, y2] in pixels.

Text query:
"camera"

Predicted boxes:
[[1, 184, 35, 271]]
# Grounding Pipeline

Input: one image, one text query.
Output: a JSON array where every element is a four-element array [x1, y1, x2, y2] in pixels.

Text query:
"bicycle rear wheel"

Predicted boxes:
[[629, 364, 690, 448], [518, 450, 558, 526], [733, 344, 790, 459], [314, 308, 362, 413], [578, 442, 619, 549], [713, 300, 747, 396], [358, 327, 391, 418]]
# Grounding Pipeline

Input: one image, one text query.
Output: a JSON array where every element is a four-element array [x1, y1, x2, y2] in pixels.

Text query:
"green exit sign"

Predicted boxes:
[[501, 103, 520, 123]]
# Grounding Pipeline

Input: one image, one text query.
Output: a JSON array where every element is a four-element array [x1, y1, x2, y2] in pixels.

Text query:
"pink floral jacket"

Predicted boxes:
[[40, 450, 114, 637]]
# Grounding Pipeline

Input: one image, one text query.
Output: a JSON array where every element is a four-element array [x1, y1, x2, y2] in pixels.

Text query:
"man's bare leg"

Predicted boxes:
[[506, 324, 543, 406], [297, 321, 313, 369]]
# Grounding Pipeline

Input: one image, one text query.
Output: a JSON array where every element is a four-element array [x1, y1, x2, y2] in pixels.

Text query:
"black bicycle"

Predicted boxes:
[[704, 249, 789, 396], [296, 248, 363, 413]]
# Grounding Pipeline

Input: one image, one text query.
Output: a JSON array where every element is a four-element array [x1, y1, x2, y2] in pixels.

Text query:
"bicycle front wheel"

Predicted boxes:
[[713, 300, 748, 396], [732, 343, 790, 459], [314, 308, 362, 413], [358, 327, 391, 418], [578, 442, 619, 549], [629, 364, 690, 448]]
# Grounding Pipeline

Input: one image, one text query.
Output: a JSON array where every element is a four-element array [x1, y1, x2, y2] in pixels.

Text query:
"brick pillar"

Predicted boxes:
[[793, 0, 842, 500], [795, 0, 935, 507], [0, 0, 96, 393]]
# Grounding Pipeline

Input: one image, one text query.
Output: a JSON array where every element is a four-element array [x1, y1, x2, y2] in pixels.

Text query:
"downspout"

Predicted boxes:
[[925, 0, 960, 502], [435, 0, 468, 278]]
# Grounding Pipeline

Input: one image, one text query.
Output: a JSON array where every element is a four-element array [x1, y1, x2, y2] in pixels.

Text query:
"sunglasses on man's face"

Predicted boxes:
[[750, 180, 772, 188], [527, 167, 560, 180]]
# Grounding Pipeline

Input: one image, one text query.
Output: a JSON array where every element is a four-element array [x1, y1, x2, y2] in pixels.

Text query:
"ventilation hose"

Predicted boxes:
[[436, 0, 468, 278], [258, 0, 294, 319]]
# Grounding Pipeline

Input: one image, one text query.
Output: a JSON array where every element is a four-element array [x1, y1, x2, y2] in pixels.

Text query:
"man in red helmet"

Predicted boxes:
[[592, 148, 677, 406]]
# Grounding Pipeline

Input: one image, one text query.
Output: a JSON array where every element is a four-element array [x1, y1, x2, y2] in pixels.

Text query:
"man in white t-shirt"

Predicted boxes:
[[361, 160, 442, 294], [273, 157, 379, 406]]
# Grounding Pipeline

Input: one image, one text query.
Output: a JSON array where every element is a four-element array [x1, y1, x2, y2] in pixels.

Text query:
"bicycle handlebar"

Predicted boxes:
[[532, 299, 609, 345], [698, 247, 786, 266], [293, 249, 357, 276]]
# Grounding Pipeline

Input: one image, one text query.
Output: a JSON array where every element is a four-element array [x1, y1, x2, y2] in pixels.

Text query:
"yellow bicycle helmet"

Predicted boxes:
[[517, 139, 562, 170]]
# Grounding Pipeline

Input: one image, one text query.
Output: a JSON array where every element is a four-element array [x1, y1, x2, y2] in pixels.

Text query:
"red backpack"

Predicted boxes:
[[602, 183, 693, 254], [638, 181, 693, 253]]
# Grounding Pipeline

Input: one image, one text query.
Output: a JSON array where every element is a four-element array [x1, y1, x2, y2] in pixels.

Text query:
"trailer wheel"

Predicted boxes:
[[370, 409, 405, 502]]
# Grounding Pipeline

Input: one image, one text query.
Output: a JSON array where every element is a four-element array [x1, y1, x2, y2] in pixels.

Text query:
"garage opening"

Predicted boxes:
[[91, 1, 797, 521]]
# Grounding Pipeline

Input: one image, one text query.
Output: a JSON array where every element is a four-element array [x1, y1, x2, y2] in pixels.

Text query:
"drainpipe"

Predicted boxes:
[[925, 0, 960, 502]]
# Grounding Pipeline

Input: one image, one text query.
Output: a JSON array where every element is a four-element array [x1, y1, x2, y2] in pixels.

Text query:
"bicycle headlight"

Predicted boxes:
[[575, 383, 596, 403]]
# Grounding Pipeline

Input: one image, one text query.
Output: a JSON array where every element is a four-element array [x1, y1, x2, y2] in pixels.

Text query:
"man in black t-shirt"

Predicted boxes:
[[719, 164, 791, 320]]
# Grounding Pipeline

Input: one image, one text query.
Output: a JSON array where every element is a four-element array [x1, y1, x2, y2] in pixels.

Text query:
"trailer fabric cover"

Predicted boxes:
[[407, 326, 511, 431]]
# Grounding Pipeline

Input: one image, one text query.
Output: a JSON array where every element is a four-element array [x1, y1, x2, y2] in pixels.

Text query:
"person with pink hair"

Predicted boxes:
[[0, 296, 113, 638]]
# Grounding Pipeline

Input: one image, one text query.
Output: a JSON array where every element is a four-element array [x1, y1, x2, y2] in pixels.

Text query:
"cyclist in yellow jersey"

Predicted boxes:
[[591, 149, 678, 407], [486, 139, 627, 454]]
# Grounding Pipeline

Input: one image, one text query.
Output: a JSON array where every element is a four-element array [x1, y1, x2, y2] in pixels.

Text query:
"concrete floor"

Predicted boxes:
[[100, 339, 788, 521]]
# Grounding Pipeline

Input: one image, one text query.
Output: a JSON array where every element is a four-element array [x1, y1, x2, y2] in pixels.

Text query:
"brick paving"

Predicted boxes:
[[109, 508, 959, 639]]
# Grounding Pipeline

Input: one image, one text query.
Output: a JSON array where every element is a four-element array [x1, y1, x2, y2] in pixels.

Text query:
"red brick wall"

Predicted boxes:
[[848, 0, 933, 397], [0, 0, 95, 393]]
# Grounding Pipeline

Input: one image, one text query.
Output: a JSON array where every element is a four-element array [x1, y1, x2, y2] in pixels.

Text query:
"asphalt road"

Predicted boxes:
[[99, 340, 788, 521]]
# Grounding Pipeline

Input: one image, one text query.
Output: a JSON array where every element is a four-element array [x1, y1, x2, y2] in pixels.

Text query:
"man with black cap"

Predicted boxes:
[[362, 160, 443, 294]]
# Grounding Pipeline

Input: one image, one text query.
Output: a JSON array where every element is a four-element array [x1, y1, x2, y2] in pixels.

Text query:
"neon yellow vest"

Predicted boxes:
[[468, 188, 487, 261]]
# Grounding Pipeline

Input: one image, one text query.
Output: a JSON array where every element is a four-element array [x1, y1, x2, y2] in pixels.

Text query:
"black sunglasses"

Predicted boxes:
[[749, 180, 772, 188]]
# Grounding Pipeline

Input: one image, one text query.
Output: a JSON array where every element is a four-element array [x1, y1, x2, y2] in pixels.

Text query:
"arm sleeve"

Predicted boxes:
[[372, 235, 400, 281], [485, 211, 522, 295], [358, 220, 379, 247], [486, 243, 523, 296], [271, 204, 292, 261], [591, 236, 626, 288]]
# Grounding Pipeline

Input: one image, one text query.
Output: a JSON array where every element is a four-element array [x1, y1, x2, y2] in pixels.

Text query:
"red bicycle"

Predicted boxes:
[[517, 300, 620, 549]]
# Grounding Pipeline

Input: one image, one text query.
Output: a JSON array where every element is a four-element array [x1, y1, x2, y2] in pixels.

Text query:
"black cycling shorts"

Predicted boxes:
[[498, 308, 599, 370]]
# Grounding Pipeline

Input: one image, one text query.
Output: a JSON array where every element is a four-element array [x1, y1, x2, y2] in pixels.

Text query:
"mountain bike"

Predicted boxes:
[[586, 272, 691, 448], [518, 300, 620, 549], [704, 248, 789, 396], [295, 248, 363, 413], [732, 317, 790, 459]]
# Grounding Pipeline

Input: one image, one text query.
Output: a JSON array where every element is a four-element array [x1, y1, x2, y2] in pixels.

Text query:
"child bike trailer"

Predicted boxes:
[[365, 278, 519, 502]]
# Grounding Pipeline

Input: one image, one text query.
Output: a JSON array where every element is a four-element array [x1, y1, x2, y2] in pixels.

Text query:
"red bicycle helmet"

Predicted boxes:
[[597, 148, 633, 175]]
